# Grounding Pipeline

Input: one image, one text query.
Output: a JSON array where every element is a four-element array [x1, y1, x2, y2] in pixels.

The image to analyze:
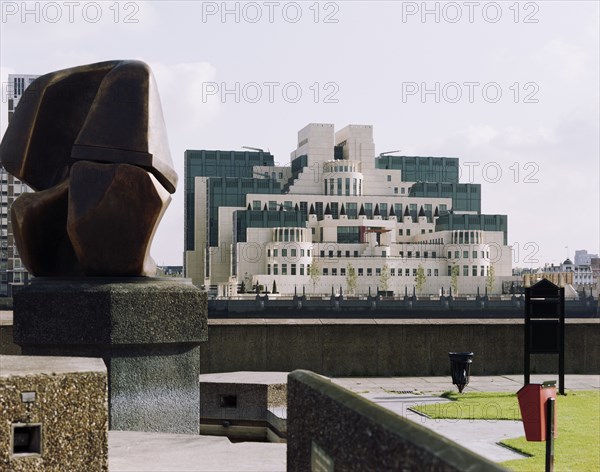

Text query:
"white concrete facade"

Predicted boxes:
[[187, 124, 512, 296]]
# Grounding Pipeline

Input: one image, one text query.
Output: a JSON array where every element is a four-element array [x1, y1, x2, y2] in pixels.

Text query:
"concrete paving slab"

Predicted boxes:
[[359, 392, 526, 463], [200, 371, 288, 384], [109, 431, 286, 472]]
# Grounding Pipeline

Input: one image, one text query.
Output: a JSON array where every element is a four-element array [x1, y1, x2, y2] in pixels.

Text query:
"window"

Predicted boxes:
[[337, 178, 342, 195], [354, 251, 359, 257], [291, 249, 297, 257], [279, 172, 283, 179], [328, 250, 333, 258], [267, 249, 271, 257], [387, 175, 391, 181], [473, 251, 477, 259], [332, 268, 337, 276], [447, 266, 452, 276], [320, 250, 325, 258], [406, 229, 411, 236], [273, 249, 278, 257], [273, 264, 279, 275], [463, 251, 468, 259], [307, 250, 311, 257], [399, 229, 403, 236], [472, 265, 477, 276], [480, 266, 485, 276], [252, 200, 261, 210], [358, 268, 363, 276], [282, 264, 288, 275], [367, 268, 373, 276], [401, 187, 405, 194], [427, 269, 431, 276], [300, 264, 305, 275], [391, 268, 395, 276], [405, 268, 410, 276], [394, 187, 398, 194], [341, 268, 346, 276], [415, 251, 420, 258], [267, 264, 271, 275], [424, 251, 428, 259], [432, 251, 436, 258], [323, 268, 328, 276], [463, 265, 469, 276], [455, 251, 460, 259], [282, 249, 288, 257], [448, 251, 452, 259], [337, 250, 342, 257], [421, 229, 425, 234], [412, 268, 417, 276], [434, 269, 439, 276], [407, 251, 412, 258], [301, 249, 305, 257], [376, 268, 381, 276], [345, 251, 350, 257]]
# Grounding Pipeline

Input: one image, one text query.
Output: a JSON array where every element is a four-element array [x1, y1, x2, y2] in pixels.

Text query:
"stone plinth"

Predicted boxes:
[[0, 355, 108, 471], [13, 278, 207, 434]]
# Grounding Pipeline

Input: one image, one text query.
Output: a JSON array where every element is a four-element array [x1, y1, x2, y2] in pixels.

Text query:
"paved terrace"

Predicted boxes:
[[109, 374, 599, 472]]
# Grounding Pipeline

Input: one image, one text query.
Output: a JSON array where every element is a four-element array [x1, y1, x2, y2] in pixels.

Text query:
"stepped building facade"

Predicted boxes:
[[185, 123, 511, 296]]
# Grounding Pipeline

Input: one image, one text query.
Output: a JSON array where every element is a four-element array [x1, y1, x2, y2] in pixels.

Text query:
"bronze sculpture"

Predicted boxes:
[[0, 60, 176, 277]]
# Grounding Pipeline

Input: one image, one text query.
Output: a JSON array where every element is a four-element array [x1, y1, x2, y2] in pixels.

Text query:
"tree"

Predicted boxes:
[[308, 261, 321, 294], [450, 265, 459, 295], [486, 264, 495, 294], [379, 264, 390, 294], [414, 265, 426, 295], [346, 263, 358, 295], [242, 272, 253, 293], [272, 279, 278, 294]]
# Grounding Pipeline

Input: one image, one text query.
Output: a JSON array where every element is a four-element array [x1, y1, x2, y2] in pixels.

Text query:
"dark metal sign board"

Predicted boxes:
[[524, 279, 565, 394]]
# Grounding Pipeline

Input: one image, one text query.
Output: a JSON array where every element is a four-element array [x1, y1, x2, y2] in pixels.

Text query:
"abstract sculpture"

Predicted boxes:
[[0, 60, 176, 276]]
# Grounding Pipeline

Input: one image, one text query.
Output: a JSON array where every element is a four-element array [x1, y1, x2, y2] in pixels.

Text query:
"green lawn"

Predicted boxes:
[[413, 390, 600, 472]]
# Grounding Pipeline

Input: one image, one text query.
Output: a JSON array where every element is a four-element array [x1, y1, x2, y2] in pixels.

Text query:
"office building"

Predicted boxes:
[[1, 73, 39, 296], [185, 123, 512, 296]]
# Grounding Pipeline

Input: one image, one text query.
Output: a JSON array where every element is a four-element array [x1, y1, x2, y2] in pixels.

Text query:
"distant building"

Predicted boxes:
[[1, 73, 39, 296], [524, 258, 594, 290], [157, 265, 183, 277], [574, 249, 599, 266], [185, 123, 512, 297]]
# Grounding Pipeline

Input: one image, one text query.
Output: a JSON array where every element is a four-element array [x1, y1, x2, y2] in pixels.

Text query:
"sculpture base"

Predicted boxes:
[[13, 277, 207, 434]]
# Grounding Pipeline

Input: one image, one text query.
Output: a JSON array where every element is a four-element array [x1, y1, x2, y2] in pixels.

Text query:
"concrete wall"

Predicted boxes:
[[287, 370, 504, 472], [4, 316, 598, 377], [0, 355, 107, 472], [201, 319, 600, 376]]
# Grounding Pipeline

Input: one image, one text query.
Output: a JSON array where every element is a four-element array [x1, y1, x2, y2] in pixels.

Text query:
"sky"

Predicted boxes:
[[1, 0, 598, 268]]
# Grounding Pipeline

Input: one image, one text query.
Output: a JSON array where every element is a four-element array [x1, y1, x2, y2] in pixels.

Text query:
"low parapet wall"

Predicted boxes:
[[287, 369, 505, 471], [201, 319, 600, 376], [3, 315, 599, 377]]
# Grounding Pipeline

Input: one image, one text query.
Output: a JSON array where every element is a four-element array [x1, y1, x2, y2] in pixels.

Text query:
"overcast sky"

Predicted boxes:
[[1, 1, 598, 267]]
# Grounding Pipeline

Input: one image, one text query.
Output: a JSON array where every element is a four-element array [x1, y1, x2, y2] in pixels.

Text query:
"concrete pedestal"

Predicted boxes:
[[13, 277, 207, 434]]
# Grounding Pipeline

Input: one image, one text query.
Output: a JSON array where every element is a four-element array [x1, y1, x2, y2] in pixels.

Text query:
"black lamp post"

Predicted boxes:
[[449, 352, 474, 393]]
